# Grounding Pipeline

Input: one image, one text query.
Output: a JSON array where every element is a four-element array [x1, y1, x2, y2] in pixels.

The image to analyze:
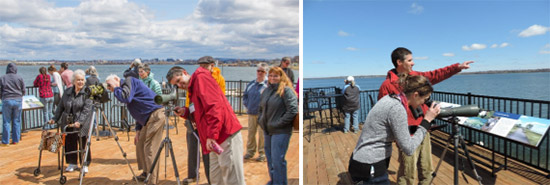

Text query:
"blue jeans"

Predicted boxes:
[[2, 99, 22, 144], [264, 133, 291, 185], [40, 97, 54, 123], [344, 110, 359, 132]]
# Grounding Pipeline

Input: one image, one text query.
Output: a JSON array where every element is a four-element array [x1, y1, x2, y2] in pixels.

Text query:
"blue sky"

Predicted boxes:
[[304, 0, 550, 78], [0, 0, 298, 60]]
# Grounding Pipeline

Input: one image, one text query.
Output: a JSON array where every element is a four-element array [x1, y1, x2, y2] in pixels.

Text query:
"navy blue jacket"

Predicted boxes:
[[243, 79, 267, 115], [113, 77, 162, 131]]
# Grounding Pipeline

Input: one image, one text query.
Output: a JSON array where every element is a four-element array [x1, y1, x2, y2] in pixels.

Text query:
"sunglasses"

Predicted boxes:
[[257, 70, 266, 73]]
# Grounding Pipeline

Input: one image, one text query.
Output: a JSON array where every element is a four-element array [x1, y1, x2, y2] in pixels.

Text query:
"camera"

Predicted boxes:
[[88, 84, 110, 103]]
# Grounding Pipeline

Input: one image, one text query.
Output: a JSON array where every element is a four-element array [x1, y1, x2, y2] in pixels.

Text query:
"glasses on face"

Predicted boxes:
[[107, 83, 112, 89], [257, 70, 266, 73]]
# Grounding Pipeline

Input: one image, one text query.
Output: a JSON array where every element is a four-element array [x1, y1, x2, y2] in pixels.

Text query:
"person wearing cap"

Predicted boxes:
[[243, 65, 268, 162], [378, 47, 474, 185], [280, 57, 295, 83], [171, 56, 245, 185], [343, 76, 361, 133]]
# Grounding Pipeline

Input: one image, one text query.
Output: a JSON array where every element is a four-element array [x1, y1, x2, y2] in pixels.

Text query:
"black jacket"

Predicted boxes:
[[53, 86, 93, 137], [258, 83, 298, 135], [86, 74, 100, 86], [343, 84, 360, 112]]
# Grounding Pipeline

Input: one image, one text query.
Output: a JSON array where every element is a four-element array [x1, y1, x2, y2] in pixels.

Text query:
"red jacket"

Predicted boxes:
[[183, 67, 242, 154], [378, 63, 461, 126]]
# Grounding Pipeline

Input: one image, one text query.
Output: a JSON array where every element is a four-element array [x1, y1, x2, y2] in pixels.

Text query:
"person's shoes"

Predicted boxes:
[[136, 172, 147, 182], [343, 130, 349, 134], [10, 142, 17, 145], [65, 164, 78, 172], [0, 143, 8, 147], [243, 153, 254, 160], [354, 130, 359, 134], [256, 155, 266, 162], [82, 166, 88, 173], [182, 177, 197, 184]]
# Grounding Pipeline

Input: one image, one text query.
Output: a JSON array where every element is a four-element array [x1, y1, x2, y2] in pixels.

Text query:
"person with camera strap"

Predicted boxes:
[[349, 74, 441, 184]]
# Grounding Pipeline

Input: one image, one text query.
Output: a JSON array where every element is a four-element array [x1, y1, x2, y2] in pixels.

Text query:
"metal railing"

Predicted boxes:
[[304, 86, 550, 173], [1, 80, 250, 133]]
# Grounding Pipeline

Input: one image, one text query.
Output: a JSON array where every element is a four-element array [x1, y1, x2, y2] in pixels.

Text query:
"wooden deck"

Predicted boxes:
[[0, 115, 299, 185], [304, 121, 550, 185]]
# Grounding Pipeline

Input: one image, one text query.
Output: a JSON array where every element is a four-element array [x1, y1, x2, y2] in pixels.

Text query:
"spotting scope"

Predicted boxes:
[[155, 89, 178, 105], [437, 104, 481, 118]]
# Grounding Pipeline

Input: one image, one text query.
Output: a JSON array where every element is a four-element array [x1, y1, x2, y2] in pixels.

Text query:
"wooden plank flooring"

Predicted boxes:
[[304, 118, 550, 185], [0, 115, 299, 185]]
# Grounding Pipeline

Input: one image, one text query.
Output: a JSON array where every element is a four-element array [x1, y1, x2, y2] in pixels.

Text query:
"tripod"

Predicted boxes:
[[88, 102, 139, 183], [430, 117, 483, 185], [145, 101, 181, 185]]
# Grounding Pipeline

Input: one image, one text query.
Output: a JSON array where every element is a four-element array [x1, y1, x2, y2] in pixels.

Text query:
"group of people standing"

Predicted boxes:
[[347, 47, 474, 184]]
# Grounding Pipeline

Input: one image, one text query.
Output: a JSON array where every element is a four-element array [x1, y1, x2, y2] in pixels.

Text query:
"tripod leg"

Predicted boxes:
[[145, 138, 167, 184], [459, 135, 483, 185], [79, 116, 95, 185], [194, 132, 201, 185], [95, 108, 100, 141], [168, 139, 182, 185], [99, 108, 139, 183], [429, 134, 453, 185]]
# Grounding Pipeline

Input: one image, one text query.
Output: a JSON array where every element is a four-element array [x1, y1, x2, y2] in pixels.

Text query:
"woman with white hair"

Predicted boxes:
[[49, 69, 94, 173]]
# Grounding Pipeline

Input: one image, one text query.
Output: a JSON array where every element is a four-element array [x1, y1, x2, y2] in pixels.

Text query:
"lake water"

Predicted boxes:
[[0, 64, 298, 86], [304, 72, 550, 101]]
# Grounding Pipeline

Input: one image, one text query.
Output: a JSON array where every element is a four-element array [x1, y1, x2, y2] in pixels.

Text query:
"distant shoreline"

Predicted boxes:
[[304, 68, 550, 80]]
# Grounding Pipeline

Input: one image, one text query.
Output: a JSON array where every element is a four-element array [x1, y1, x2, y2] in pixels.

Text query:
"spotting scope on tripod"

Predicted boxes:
[[427, 101, 484, 185], [145, 88, 182, 185]]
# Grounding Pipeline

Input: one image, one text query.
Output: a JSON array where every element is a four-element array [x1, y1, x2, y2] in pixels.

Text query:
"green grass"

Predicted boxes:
[[508, 125, 520, 136], [523, 129, 543, 146]]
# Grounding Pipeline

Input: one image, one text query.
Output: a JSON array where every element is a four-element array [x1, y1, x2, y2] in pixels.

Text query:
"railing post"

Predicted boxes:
[[238, 80, 243, 115], [467, 92, 472, 105]]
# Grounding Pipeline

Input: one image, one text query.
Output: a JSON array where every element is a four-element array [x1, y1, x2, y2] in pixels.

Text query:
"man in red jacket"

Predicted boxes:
[[378, 47, 473, 185], [171, 56, 245, 185]]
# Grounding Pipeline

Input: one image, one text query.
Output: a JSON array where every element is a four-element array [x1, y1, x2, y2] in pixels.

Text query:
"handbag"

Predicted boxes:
[[38, 130, 63, 153]]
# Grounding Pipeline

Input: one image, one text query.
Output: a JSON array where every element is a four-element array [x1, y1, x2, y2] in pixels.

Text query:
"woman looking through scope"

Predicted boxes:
[[348, 74, 441, 184]]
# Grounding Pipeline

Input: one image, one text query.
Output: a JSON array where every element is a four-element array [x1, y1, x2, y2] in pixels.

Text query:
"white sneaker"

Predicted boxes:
[[65, 164, 77, 172], [82, 166, 88, 173]]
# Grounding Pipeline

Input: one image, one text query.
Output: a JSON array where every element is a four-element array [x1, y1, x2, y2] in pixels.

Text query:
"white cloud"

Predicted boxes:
[[414, 56, 429, 60], [490, 42, 509, 48], [462, 43, 487, 51], [408, 3, 424, 14], [519, 24, 550, 37], [442, 53, 455, 57], [338, 30, 349, 37], [0, 0, 298, 59], [346, 47, 358, 51], [540, 44, 550, 54]]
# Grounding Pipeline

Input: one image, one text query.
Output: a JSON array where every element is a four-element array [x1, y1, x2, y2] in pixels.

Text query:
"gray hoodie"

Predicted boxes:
[[0, 63, 25, 100]]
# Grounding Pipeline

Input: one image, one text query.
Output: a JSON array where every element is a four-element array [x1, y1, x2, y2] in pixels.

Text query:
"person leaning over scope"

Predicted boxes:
[[48, 69, 93, 173], [105, 74, 165, 184], [348, 74, 441, 184], [171, 56, 245, 185], [378, 47, 473, 185]]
